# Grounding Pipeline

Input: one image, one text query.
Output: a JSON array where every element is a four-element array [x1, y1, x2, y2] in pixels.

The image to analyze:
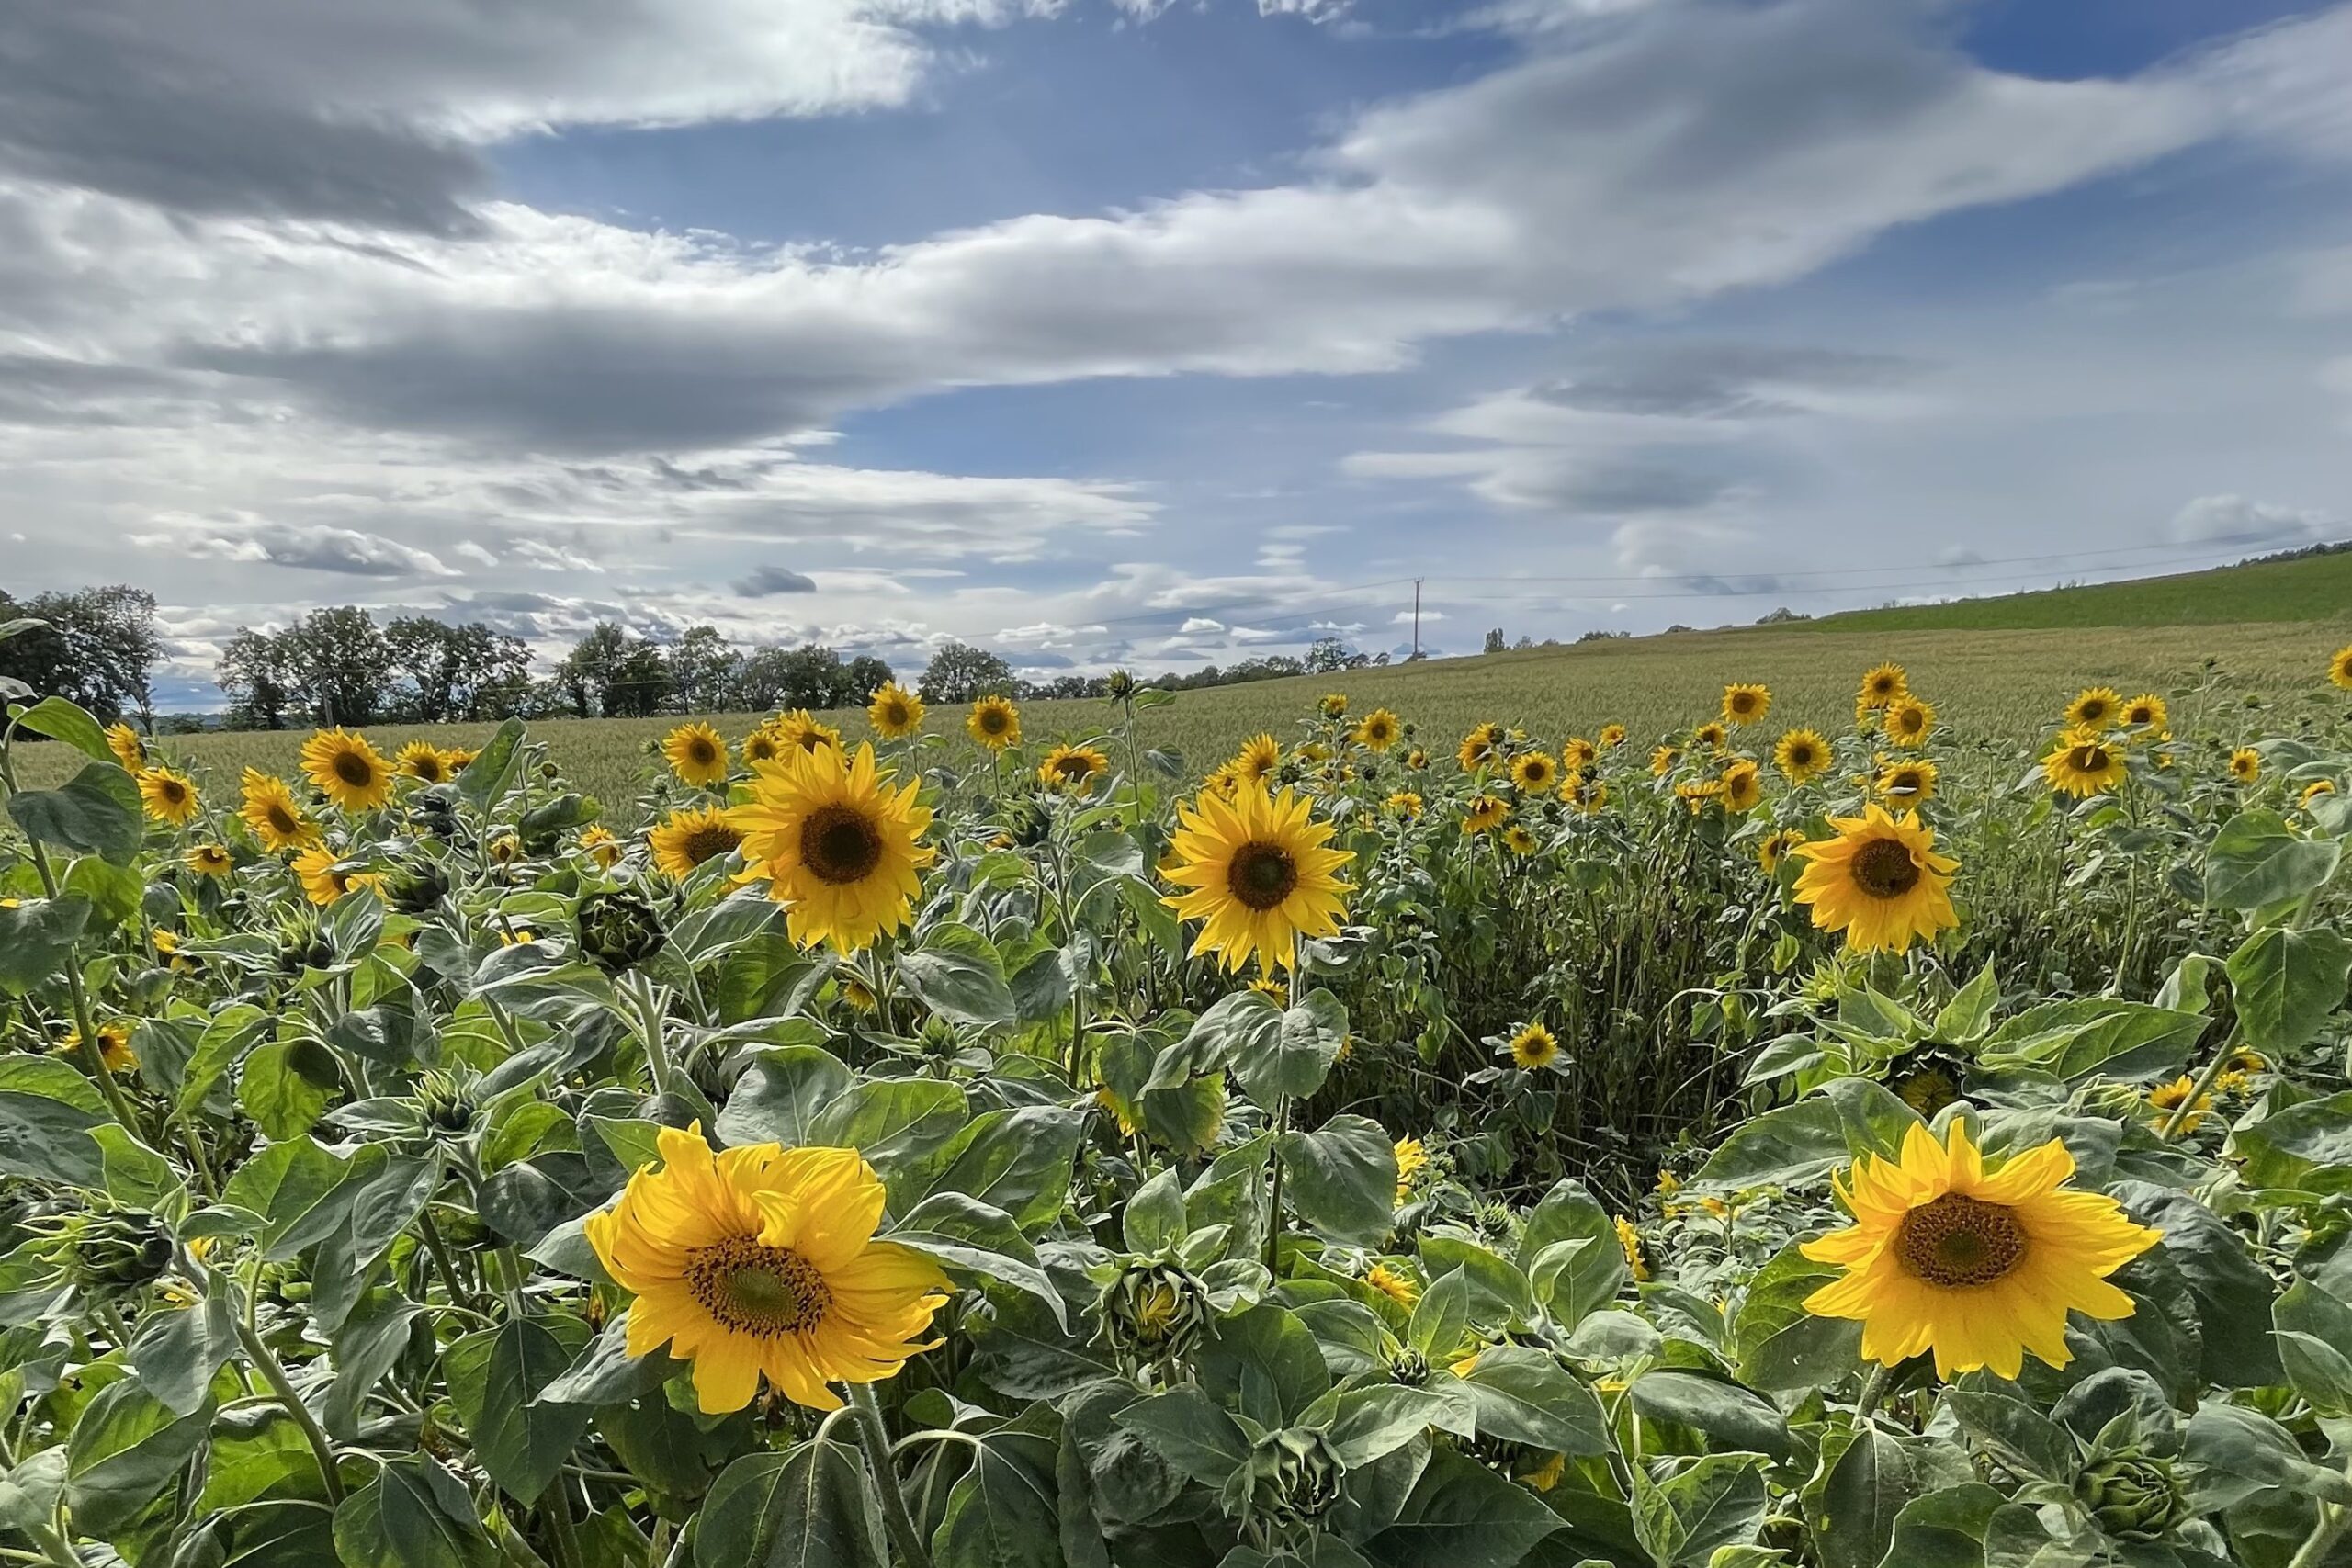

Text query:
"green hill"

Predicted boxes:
[[1797, 546, 2352, 633]]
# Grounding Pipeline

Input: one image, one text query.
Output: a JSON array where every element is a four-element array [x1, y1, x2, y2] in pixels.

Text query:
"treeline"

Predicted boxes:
[[0, 586, 164, 727]]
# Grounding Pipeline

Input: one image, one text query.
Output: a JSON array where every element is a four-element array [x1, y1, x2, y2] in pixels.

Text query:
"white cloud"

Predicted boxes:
[[2168, 493, 2338, 547], [455, 540, 499, 567], [129, 515, 458, 578], [509, 538, 605, 573], [1178, 616, 1227, 634]]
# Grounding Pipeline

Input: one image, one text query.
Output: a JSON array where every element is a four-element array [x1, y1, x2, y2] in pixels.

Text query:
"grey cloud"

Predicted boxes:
[[134, 519, 457, 578], [2168, 493, 2337, 547], [736, 565, 820, 595], [1532, 344, 1917, 420]]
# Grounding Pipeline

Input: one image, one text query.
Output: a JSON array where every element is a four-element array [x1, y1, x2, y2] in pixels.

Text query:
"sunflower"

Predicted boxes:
[[489, 834, 522, 865], [1232, 734, 1282, 787], [1510, 751, 1559, 792], [1791, 805, 1960, 953], [1039, 743, 1110, 793], [1722, 683, 1771, 726], [2333, 645, 2352, 691], [1502, 824, 1539, 856], [1457, 722, 1503, 772], [1403, 748, 1428, 770], [394, 741, 454, 784], [2228, 748, 2260, 784], [137, 767, 199, 825], [1508, 1021, 1558, 1071], [1384, 791, 1423, 818], [966, 697, 1022, 751], [584, 1125, 949, 1413], [2306, 779, 2339, 808], [1614, 1217, 1650, 1283], [650, 806, 745, 881], [291, 845, 382, 906], [1801, 1122, 2159, 1379], [1560, 773, 1607, 814], [1774, 728, 1830, 785], [2147, 1075, 2213, 1134], [1248, 976, 1289, 1006], [1856, 662, 1908, 716], [300, 728, 393, 812], [1352, 708, 1402, 750], [1649, 745, 1681, 777], [2041, 733, 2126, 799], [1599, 724, 1626, 750], [579, 825, 624, 869], [742, 727, 785, 767], [105, 723, 147, 773], [663, 722, 730, 787], [1674, 777, 1723, 813], [2121, 694, 2167, 729], [1161, 784, 1351, 974], [1462, 794, 1510, 834], [187, 842, 232, 878], [1394, 1137, 1429, 1205], [2064, 687, 2122, 732], [1758, 828, 1808, 874], [867, 682, 925, 739], [1693, 721, 1727, 752], [1559, 739, 1598, 773], [775, 711, 842, 756], [1883, 698, 1935, 749], [239, 770, 320, 851], [1364, 1263, 1419, 1310], [1875, 758, 1939, 804], [730, 744, 934, 953], [1318, 693, 1349, 719], [1718, 760, 1764, 814], [64, 1020, 137, 1075]]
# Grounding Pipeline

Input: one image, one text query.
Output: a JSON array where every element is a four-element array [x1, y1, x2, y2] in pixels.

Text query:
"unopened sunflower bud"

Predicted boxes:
[[380, 858, 449, 915], [578, 888, 667, 973], [38, 1211, 174, 1299], [1102, 1259, 1211, 1363], [416, 1069, 481, 1137], [1105, 670, 1137, 701], [1387, 1346, 1430, 1386], [2078, 1455, 2187, 1541], [1250, 1427, 1343, 1524]]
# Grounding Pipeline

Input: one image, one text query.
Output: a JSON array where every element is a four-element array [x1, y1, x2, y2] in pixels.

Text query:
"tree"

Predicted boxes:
[[843, 655, 895, 705], [1304, 636, 1352, 674], [1483, 627, 1507, 655], [775, 644, 848, 710], [0, 585, 162, 726], [555, 624, 626, 718], [917, 641, 1015, 704], [384, 616, 459, 723], [280, 607, 394, 726], [667, 626, 736, 712], [216, 628, 294, 729], [605, 637, 673, 717]]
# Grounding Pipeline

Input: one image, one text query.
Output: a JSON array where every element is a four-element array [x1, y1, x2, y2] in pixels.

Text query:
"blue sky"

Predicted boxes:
[[3, 0, 2349, 703]]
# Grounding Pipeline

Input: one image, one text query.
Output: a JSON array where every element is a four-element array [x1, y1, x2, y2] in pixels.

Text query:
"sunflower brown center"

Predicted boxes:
[[684, 824, 741, 865], [266, 804, 299, 836], [415, 757, 445, 781], [1850, 837, 1921, 898], [684, 1236, 831, 1336], [689, 738, 718, 765], [801, 805, 884, 884], [332, 751, 376, 787], [881, 701, 907, 725], [161, 779, 187, 804], [1896, 1194, 2027, 1287], [1227, 841, 1299, 910], [1055, 755, 1093, 781], [2068, 743, 2109, 773], [980, 709, 1007, 734]]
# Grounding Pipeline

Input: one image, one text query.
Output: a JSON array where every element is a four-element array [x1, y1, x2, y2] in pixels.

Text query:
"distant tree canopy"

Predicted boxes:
[[918, 641, 1018, 704], [218, 610, 531, 728], [0, 585, 163, 726]]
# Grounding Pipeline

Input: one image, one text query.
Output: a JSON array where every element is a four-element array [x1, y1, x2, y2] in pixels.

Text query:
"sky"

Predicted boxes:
[[4, 0, 2351, 706]]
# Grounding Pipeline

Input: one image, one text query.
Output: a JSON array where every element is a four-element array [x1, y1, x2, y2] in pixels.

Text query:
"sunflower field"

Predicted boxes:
[[3, 633, 2352, 1568]]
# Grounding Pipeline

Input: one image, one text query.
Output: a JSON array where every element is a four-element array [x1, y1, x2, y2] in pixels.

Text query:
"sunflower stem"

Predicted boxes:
[[847, 1382, 933, 1568], [1852, 1362, 1892, 1421], [626, 971, 682, 1100], [2289, 1492, 2349, 1568], [229, 1268, 345, 1506], [2157, 1028, 2241, 1142]]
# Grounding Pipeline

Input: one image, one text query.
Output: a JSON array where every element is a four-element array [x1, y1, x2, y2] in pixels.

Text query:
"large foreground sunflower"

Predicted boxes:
[[1351, 708, 1401, 751], [967, 697, 1022, 751], [1774, 728, 1830, 785], [585, 1126, 949, 1414], [650, 806, 745, 881], [300, 728, 393, 812], [1791, 805, 1959, 953], [867, 682, 925, 739], [2041, 733, 2126, 799], [239, 770, 320, 851], [1721, 682, 1771, 726], [730, 744, 934, 953], [2064, 687, 2122, 731], [1039, 743, 1110, 793], [663, 722, 730, 787], [1802, 1121, 2158, 1379], [1161, 784, 1351, 974], [138, 767, 199, 825]]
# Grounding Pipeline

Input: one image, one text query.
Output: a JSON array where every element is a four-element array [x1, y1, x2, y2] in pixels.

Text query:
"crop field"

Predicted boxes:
[[2, 608, 2351, 1568]]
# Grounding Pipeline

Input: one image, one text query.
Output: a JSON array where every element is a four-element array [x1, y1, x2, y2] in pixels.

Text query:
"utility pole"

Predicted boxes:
[[1411, 580, 1422, 660]]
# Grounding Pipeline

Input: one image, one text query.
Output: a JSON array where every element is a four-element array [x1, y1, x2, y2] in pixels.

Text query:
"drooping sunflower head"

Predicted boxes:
[[292, 845, 383, 907], [1559, 773, 1607, 814], [1718, 760, 1764, 814], [1233, 734, 1282, 786], [866, 682, 926, 739], [2064, 686, 2122, 731], [394, 740, 452, 784], [105, 723, 147, 773], [1791, 804, 1961, 953], [2332, 644, 2352, 691], [300, 728, 393, 812], [1857, 662, 1908, 716], [1883, 698, 1935, 748], [741, 727, 784, 766], [1722, 682, 1771, 726], [187, 842, 233, 878], [966, 696, 1022, 750], [1614, 1216, 1650, 1282], [1875, 758, 1939, 804], [1364, 1262, 1419, 1309], [1457, 722, 1504, 772], [1462, 793, 1510, 834], [2121, 694, 2167, 730], [1774, 728, 1829, 784], [2042, 731, 2126, 799], [138, 767, 199, 825], [489, 834, 523, 865], [1649, 744, 1681, 777], [1394, 1137, 1430, 1204], [1039, 743, 1110, 793], [1502, 824, 1539, 856], [579, 825, 624, 869], [239, 769, 320, 851], [2229, 747, 2261, 784], [1403, 748, 1428, 770], [729, 743, 935, 953], [1510, 751, 1558, 792], [775, 710, 842, 757], [1318, 693, 1349, 719], [1352, 708, 1401, 751], [1674, 777, 1723, 813], [1801, 1121, 2159, 1379], [662, 722, 730, 787], [1507, 1021, 1558, 1071], [1599, 723, 1627, 750], [1758, 827, 1808, 874], [583, 1125, 950, 1413], [2305, 779, 2340, 808], [1561, 737, 1598, 771], [1160, 783, 1352, 974], [2147, 1074, 2214, 1133], [650, 806, 746, 881]]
